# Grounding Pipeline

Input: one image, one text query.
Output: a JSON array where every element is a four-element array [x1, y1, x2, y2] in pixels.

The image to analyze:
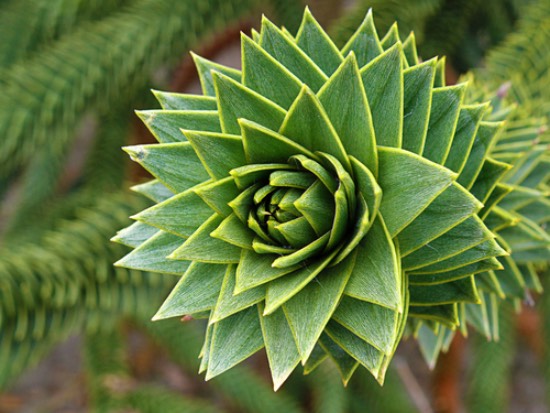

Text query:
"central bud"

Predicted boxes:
[[230, 152, 360, 269]]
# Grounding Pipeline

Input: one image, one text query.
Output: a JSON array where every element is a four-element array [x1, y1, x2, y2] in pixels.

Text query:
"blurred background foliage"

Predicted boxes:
[[0, 0, 548, 412]]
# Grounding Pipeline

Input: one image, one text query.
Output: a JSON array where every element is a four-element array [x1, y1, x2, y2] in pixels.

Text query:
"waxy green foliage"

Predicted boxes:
[[413, 76, 550, 364], [114, 8, 547, 389]]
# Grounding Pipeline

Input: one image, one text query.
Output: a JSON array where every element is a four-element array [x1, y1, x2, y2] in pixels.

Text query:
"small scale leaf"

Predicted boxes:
[[341, 9, 383, 66], [422, 84, 466, 164], [398, 182, 482, 256], [192, 53, 241, 96], [210, 266, 265, 324], [360, 44, 403, 148], [240, 119, 315, 164], [445, 104, 489, 173], [333, 296, 398, 354], [458, 121, 503, 189], [169, 214, 242, 263], [280, 86, 351, 171], [111, 221, 159, 248], [260, 17, 328, 91], [242, 33, 303, 109], [265, 250, 337, 315], [402, 59, 436, 154], [258, 303, 301, 390], [318, 53, 377, 175], [213, 71, 286, 134], [137, 110, 221, 143], [115, 230, 188, 275], [325, 321, 383, 377], [283, 252, 356, 362], [154, 262, 226, 319], [184, 131, 246, 179], [124, 143, 210, 193], [377, 147, 457, 237], [153, 90, 218, 111], [206, 306, 264, 380], [409, 277, 480, 305], [236, 250, 299, 293], [345, 214, 401, 311], [319, 334, 359, 385], [133, 189, 212, 238], [131, 180, 174, 203], [295, 8, 343, 75]]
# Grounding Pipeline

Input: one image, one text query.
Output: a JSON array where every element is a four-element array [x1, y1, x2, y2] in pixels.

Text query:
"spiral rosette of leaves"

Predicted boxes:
[[113, 9, 511, 388]]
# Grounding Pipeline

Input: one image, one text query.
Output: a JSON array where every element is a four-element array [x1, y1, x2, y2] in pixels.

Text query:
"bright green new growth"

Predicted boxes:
[[114, 8, 546, 389]]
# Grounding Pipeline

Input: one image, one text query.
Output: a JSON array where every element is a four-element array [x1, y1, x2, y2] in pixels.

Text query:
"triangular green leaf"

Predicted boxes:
[[241, 33, 303, 109], [360, 44, 403, 147], [410, 238, 507, 274], [131, 179, 174, 203], [258, 303, 301, 390], [152, 90, 218, 110], [341, 9, 383, 67], [402, 59, 436, 154], [295, 8, 343, 75], [410, 257, 502, 285], [332, 296, 398, 354], [153, 262, 226, 320], [124, 142, 210, 193], [402, 32, 419, 66], [422, 84, 466, 164], [444, 104, 489, 173], [283, 252, 356, 362], [403, 216, 495, 270], [409, 276, 480, 305], [264, 250, 337, 315], [184, 130, 246, 179], [280, 86, 350, 170], [319, 333, 359, 385], [398, 182, 482, 256], [260, 16, 328, 91], [317, 53, 377, 175], [115, 230, 188, 275], [344, 214, 401, 311], [380, 23, 400, 49], [377, 147, 457, 236], [458, 121, 503, 189], [192, 53, 241, 97], [169, 214, 241, 263], [325, 320, 383, 378], [213, 71, 286, 134], [111, 221, 159, 249], [210, 213, 255, 249], [133, 188, 212, 238], [137, 110, 221, 143], [210, 266, 265, 324], [236, 249, 299, 293], [206, 306, 264, 380], [240, 119, 315, 164], [193, 176, 240, 217]]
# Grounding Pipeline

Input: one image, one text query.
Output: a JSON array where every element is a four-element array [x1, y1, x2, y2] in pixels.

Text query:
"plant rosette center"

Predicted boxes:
[[230, 152, 365, 269]]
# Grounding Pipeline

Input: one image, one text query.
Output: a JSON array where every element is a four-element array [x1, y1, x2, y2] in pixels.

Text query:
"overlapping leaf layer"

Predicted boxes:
[[114, 9, 546, 388]]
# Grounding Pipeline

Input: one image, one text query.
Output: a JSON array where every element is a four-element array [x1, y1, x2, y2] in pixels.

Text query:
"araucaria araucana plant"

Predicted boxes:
[[113, 8, 546, 389]]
